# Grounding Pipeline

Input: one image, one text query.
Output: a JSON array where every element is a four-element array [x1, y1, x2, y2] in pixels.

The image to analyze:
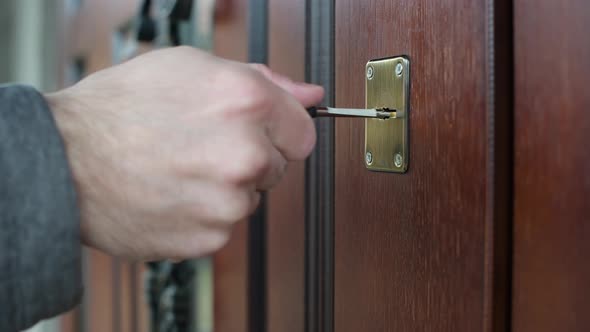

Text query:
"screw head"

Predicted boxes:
[[366, 66, 374, 80], [394, 153, 403, 167], [395, 62, 403, 76], [365, 151, 373, 165]]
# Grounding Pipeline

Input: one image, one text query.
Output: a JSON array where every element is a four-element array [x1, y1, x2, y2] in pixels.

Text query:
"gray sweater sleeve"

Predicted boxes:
[[0, 85, 82, 331]]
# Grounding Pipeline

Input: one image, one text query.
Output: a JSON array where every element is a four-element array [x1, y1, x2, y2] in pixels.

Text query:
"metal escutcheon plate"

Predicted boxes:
[[365, 56, 410, 173]]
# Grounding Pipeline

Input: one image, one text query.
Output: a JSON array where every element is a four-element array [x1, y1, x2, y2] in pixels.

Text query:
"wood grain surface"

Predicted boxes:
[[334, 1, 508, 331], [512, 0, 590, 331], [266, 0, 307, 331]]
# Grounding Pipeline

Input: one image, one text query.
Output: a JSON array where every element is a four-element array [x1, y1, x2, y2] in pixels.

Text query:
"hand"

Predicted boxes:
[[45, 46, 324, 261]]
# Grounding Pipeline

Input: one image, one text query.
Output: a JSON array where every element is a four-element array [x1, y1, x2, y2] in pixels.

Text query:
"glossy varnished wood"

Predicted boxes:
[[513, 1, 590, 331], [266, 0, 307, 331], [334, 1, 507, 331]]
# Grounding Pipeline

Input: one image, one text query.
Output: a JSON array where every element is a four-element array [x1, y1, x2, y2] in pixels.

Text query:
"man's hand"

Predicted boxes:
[[45, 47, 324, 261]]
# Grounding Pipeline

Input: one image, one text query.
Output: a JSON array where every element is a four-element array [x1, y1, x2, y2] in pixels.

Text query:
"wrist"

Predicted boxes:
[[44, 90, 87, 193], [45, 91, 77, 142]]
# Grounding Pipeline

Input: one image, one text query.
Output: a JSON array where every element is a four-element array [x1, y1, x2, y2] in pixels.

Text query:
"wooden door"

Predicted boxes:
[[512, 0, 590, 331], [219, 0, 590, 331], [332, 1, 511, 331]]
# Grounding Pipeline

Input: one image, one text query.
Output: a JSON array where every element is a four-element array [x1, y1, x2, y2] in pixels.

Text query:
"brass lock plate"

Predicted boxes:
[[365, 56, 410, 172]]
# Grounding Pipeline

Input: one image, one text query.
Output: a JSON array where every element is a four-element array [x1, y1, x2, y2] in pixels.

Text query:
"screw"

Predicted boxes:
[[365, 151, 373, 165], [366, 66, 374, 80], [394, 153, 403, 167], [395, 62, 403, 76]]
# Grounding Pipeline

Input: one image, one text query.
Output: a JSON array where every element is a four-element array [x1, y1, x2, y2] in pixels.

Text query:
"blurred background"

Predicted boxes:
[[0, 1, 246, 331]]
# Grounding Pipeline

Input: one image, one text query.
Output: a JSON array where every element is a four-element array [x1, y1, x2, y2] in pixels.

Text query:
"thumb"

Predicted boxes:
[[250, 64, 325, 107]]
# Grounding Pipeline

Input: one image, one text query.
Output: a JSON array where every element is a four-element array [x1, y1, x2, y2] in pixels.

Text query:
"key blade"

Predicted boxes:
[[322, 107, 395, 119]]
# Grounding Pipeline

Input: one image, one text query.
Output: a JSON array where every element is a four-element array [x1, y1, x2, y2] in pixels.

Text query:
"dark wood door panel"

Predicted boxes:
[[214, 220, 248, 332], [334, 1, 501, 331], [513, 0, 590, 331]]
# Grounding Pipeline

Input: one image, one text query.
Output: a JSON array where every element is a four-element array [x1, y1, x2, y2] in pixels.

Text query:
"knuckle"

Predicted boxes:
[[242, 148, 272, 179], [248, 154, 273, 181], [283, 118, 316, 161], [223, 144, 271, 184], [249, 63, 272, 77], [174, 45, 196, 55], [229, 72, 274, 118], [241, 86, 273, 113], [259, 156, 287, 190], [204, 232, 230, 253], [220, 190, 254, 222], [299, 119, 318, 158]]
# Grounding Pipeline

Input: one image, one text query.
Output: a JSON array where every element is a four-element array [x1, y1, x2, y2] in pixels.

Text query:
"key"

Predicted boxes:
[[307, 106, 396, 119]]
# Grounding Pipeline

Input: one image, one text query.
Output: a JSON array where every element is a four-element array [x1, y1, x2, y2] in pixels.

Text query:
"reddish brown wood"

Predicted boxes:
[[513, 1, 590, 331], [119, 262, 134, 332], [266, 1, 307, 331], [134, 264, 150, 332], [85, 250, 116, 332], [214, 220, 248, 332], [214, 0, 248, 63], [334, 1, 506, 331], [215, 0, 234, 20], [212, 1, 249, 330], [58, 309, 79, 332]]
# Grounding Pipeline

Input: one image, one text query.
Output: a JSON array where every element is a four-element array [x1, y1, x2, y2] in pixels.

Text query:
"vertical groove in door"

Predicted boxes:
[[247, 202, 267, 332], [304, 1, 335, 332], [247, 1, 268, 332], [249, 0, 269, 65], [483, 0, 514, 331]]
